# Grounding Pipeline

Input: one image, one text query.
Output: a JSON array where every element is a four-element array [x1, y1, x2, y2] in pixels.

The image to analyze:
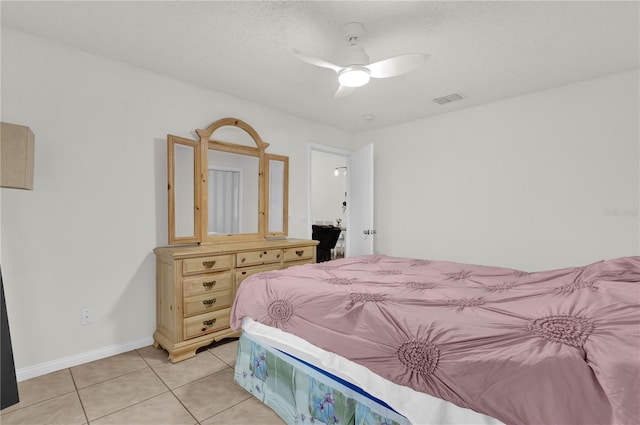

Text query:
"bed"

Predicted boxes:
[[230, 255, 640, 425]]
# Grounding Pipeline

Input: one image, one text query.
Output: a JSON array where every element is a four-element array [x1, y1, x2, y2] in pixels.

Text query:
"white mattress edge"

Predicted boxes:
[[241, 317, 503, 425]]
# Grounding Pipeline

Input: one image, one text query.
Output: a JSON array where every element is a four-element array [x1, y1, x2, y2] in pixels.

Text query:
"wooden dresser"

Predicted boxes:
[[153, 238, 317, 362]]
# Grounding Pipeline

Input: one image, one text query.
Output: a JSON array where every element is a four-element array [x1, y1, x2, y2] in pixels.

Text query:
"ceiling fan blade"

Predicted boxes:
[[293, 49, 343, 73], [366, 54, 430, 79], [334, 85, 354, 98]]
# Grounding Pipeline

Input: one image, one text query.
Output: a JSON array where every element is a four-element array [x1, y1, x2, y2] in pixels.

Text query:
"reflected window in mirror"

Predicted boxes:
[[208, 167, 241, 234], [207, 149, 259, 236]]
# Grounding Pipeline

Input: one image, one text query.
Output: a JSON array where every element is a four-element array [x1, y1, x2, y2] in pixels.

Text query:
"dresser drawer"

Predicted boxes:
[[183, 291, 232, 317], [237, 249, 282, 267], [183, 308, 230, 340], [183, 272, 232, 297], [283, 246, 314, 262], [283, 258, 314, 269], [235, 263, 281, 289], [182, 255, 231, 275]]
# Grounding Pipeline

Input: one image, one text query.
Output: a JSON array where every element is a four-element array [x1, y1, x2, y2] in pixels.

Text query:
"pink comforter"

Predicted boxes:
[[230, 255, 640, 425]]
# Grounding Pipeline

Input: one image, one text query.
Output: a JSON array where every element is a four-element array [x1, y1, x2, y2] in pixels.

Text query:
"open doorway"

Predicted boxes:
[[309, 144, 350, 260]]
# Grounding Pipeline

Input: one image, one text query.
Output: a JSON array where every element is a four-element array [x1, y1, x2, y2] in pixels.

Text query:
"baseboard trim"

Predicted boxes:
[[16, 337, 155, 382]]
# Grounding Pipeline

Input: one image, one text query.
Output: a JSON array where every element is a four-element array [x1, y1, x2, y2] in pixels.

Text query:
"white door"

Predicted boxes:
[[346, 143, 374, 257]]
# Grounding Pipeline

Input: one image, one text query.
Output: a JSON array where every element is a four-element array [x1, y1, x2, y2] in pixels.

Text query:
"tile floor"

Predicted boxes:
[[0, 339, 285, 425]]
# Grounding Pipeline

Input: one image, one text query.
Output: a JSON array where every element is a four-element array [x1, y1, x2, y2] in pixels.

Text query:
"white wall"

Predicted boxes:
[[311, 151, 347, 227], [0, 28, 355, 378], [356, 70, 639, 271], [2, 26, 638, 378]]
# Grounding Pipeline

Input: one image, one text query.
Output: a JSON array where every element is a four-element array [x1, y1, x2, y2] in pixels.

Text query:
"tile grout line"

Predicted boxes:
[[77, 350, 169, 423], [86, 388, 174, 424], [137, 347, 202, 425], [69, 367, 91, 424], [0, 390, 78, 416], [0, 343, 241, 424], [168, 389, 202, 425], [138, 345, 241, 424], [198, 394, 254, 424], [187, 348, 254, 425], [82, 351, 174, 423], [208, 349, 235, 368], [74, 364, 151, 392], [0, 370, 79, 418]]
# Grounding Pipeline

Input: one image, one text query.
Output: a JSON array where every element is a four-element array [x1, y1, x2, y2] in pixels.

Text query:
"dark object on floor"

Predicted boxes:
[[1, 266, 20, 409], [312, 225, 342, 263]]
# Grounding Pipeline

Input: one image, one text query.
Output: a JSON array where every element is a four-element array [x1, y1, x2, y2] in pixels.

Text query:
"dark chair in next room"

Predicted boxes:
[[311, 225, 342, 263]]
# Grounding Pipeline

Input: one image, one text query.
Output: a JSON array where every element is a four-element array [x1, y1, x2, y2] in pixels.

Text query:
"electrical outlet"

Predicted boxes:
[[81, 309, 92, 326]]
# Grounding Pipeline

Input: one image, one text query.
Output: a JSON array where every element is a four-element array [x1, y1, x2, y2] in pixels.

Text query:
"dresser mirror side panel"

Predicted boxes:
[[168, 135, 200, 244], [265, 153, 289, 238]]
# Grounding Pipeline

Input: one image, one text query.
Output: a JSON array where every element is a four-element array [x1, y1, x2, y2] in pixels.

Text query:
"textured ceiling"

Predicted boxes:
[[2, 1, 638, 133]]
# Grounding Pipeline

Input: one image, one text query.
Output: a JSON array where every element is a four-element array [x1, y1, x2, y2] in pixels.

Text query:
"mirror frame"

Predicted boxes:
[[167, 135, 200, 244], [167, 117, 288, 245], [265, 153, 289, 238], [198, 118, 267, 243]]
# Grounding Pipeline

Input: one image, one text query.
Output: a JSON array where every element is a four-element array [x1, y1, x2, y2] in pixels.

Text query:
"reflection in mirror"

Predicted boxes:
[[207, 149, 259, 235], [208, 168, 241, 234], [266, 155, 288, 236], [173, 142, 196, 239], [211, 126, 257, 148], [268, 160, 284, 233]]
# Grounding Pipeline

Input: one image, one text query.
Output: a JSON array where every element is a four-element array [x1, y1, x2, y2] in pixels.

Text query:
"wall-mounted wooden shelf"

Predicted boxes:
[[1, 122, 34, 190]]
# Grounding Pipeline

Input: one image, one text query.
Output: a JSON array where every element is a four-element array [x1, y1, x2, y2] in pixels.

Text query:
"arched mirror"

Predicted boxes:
[[167, 118, 289, 245], [206, 149, 259, 236]]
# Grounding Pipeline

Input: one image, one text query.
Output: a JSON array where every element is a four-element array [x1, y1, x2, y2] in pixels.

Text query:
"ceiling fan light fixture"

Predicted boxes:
[[338, 66, 370, 87], [294, 22, 429, 97]]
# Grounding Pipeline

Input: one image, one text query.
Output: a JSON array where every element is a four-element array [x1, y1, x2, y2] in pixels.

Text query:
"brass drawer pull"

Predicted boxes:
[[241, 257, 246, 263], [202, 281, 216, 289], [203, 318, 217, 327], [295, 250, 304, 256], [202, 260, 216, 269], [202, 298, 217, 307], [259, 254, 263, 258]]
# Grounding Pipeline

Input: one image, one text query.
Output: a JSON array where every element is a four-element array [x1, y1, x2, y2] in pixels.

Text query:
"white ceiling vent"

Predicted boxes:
[[433, 92, 465, 105]]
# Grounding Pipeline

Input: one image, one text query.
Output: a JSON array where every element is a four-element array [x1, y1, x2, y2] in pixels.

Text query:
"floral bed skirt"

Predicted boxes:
[[234, 331, 411, 425]]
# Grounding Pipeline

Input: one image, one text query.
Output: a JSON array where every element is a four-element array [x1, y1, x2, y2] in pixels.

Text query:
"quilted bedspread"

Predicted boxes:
[[230, 255, 640, 425]]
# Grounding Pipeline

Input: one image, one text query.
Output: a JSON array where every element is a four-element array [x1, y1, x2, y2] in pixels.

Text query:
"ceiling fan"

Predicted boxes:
[[294, 22, 430, 98]]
